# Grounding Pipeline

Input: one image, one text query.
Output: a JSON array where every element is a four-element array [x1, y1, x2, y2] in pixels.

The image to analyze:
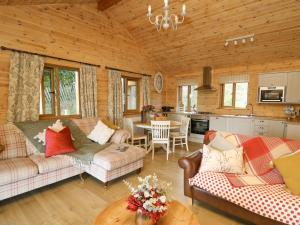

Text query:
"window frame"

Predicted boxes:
[[177, 85, 198, 112], [221, 82, 248, 109], [122, 76, 140, 115], [39, 64, 81, 120]]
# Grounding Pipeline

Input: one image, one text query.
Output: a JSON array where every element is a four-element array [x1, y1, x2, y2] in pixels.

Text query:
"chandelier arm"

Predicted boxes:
[[156, 15, 164, 32], [176, 15, 185, 24], [169, 14, 177, 30], [148, 15, 157, 25]]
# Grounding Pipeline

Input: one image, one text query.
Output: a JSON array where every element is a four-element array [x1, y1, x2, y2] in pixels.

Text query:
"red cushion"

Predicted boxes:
[[45, 127, 76, 157]]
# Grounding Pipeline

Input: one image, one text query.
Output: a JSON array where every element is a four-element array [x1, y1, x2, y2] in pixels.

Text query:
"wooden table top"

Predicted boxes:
[[93, 199, 199, 225], [134, 120, 181, 130]]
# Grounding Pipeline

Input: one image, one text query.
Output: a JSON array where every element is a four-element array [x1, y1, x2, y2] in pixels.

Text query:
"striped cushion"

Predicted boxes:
[[0, 124, 27, 159], [29, 154, 73, 174], [0, 158, 38, 185]]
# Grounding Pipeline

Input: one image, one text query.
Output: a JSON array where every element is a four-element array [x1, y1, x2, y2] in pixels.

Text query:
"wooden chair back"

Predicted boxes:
[[151, 121, 170, 143]]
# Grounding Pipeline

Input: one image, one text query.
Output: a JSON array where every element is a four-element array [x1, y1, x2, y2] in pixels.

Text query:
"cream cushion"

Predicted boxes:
[[88, 120, 115, 145], [29, 154, 73, 174], [200, 144, 244, 174], [0, 158, 38, 185]]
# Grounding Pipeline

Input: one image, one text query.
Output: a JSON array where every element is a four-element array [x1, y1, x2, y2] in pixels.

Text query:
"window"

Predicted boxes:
[[222, 82, 248, 108], [40, 65, 80, 118], [178, 85, 197, 111], [122, 77, 140, 114]]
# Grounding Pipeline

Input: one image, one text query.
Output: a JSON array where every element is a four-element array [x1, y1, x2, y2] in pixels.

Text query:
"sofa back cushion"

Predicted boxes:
[[0, 123, 27, 159], [205, 131, 300, 175], [71, 118, 99, 135]]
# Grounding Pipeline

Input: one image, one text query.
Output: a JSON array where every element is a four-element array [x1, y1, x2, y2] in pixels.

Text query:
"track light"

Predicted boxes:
[[224, 34, 255, 47]]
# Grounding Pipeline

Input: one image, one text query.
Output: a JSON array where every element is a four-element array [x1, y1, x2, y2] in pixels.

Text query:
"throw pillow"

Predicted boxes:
[[273, 150, 300, 196], [88, 120, 115, 145], [200, 144, 244, 174], [34, 120, 74, 145], [208, 132, 235, 151], [45, 127, 76, 157], [0, 144, 4, 153]]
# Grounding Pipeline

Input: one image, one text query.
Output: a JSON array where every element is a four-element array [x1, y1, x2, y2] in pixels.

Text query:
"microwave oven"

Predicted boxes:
[[258, 86, 286, 103]]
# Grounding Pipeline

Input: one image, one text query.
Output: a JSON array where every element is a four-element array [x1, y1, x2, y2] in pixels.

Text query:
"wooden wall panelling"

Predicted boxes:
[[0, 3, 164, 124], [165, 59, 300, 117]]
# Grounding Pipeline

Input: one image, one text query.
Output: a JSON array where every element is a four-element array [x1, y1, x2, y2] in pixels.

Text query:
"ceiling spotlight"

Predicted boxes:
[[250, 37, 255, 42], [242, 39, 246, 44], [234, 40, 238, 45], [224, 41, 229, 47]]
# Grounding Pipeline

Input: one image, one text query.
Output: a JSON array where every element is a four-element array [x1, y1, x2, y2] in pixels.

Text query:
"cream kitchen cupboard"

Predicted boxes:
[[254, 119, 285, 138], [258, 73, 288, 87], [226, 117, 254, 136], [285, 124, 300, 140], [286, 72, 300, 104], [209, 116, 227, 132]]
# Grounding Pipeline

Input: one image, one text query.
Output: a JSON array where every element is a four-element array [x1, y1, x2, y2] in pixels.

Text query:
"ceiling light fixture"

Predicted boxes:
[[224, 34, 255, 47], [147, 0, 187, 31]]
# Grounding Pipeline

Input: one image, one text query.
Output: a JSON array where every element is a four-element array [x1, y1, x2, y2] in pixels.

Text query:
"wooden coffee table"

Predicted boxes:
[[93, 198, 199, 225]]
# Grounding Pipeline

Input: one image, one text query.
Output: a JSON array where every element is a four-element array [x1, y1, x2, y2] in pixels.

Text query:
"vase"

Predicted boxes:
[[135, 209, 155, 225]]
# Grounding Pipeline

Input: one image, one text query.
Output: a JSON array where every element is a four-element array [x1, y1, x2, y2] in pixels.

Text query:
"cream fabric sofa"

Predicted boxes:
[[0, 118, 146, 201]]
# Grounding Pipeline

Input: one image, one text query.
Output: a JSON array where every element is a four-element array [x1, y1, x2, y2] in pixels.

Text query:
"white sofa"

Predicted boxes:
[[0, 118, 146, 201]]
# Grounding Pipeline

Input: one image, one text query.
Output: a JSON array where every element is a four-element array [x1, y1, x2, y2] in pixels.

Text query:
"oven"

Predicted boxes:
[[259, 86, 286, 103], [191, 118, 209, 135], [189, 116, 210, 143]]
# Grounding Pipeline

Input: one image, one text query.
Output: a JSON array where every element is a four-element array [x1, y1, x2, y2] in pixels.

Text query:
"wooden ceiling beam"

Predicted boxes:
[[97, 0, 122, 11]]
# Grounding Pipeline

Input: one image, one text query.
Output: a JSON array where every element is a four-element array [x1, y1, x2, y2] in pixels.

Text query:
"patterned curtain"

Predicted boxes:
[[79, 64, 97, 118], [108, 70, 123, 127], [141, 76, 151, 106], [7, 52, 44, 122]]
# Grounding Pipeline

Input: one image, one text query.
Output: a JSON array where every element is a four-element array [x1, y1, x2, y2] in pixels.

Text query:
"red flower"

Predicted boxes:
[[127, 195, 142, 212]]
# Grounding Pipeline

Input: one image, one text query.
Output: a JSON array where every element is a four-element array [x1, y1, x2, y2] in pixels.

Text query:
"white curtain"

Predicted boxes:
[[7, 52, 44, 122], [141, 76, 151, 106], [79, 64, 97, 118], [219, 74, 249, 84], [108, 70, 123, 127]]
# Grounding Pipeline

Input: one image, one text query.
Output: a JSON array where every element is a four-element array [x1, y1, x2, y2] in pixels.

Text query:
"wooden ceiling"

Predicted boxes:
[[0, 0, 97, 5], [103, 0, 300, 74]]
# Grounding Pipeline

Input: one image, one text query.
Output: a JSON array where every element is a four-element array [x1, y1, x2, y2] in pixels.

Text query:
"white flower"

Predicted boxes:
[[159, 195, 166, 203], [144, 191, 150, 198]]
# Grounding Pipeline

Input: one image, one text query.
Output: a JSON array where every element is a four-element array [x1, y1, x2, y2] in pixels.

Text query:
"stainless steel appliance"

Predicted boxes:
[[189, 112, 211, 143], [258, 86, 286, 103]]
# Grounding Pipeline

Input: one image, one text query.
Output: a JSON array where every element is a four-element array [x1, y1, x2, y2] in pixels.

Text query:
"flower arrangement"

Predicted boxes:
[[124, 174, 171, 224]]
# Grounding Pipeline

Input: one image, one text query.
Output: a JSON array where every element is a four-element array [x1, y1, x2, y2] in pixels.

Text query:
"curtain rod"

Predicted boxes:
[[0, 46, 101, 68], [105, 66, 152, 77]]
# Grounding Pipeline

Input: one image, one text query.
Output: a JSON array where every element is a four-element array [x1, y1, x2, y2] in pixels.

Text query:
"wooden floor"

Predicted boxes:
[[0, 142, 247, 225]]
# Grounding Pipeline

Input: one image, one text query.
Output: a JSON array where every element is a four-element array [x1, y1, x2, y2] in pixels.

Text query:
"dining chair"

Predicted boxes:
[[123, 117, 147, 149], [151, 120, 171, 160], [170, 117, 190, 152]]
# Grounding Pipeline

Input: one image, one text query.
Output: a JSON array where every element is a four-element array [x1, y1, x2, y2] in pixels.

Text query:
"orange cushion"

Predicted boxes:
[[45, 127, 76, 157]]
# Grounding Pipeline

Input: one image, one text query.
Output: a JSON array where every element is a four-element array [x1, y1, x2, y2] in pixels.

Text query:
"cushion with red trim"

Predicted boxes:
[[45, 127, 76, 157]]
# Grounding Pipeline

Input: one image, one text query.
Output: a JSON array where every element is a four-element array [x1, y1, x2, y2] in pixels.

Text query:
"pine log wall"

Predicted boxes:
[[0, 3, 164, 124], [165, 60, 300, 117]]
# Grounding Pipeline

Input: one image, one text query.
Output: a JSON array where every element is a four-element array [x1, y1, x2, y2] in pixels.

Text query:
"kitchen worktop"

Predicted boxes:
[[166, 112, 300, 124]]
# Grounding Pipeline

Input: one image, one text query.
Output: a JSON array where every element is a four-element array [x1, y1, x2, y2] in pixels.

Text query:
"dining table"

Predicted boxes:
[[134, 120, 181, 153]]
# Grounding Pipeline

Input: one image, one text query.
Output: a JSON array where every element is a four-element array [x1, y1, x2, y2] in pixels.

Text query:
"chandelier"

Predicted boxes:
[[147, 0, 187, 31]]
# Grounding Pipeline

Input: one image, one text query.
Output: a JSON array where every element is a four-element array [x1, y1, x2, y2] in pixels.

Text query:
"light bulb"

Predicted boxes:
[[250, 37, 255, 42], [242, 39, 246, 44], [224, 41, 229, 47], [234, 40, 238, 45], [164, 0, 168, 7], [182, 4, 186, 15], [148, 5, 151, 14]]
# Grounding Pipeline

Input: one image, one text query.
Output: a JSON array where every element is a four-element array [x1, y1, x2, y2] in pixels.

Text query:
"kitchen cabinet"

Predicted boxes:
[[167, 113, 187, 122], [209, 116, 227, 131], [254, 119, 285, 138], [227, 118, 254, 136], [286, 72, 300, 103], [258, 73, 288, 87], [286, 124, 300, 140]]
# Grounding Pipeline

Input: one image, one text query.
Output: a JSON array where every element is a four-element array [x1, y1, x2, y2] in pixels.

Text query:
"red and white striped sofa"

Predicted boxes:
[[0, 118, 145, 201]]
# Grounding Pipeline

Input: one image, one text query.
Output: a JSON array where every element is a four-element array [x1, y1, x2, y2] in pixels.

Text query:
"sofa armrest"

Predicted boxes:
[[178, 152, 202, 197], [110, 129, 131, 144]]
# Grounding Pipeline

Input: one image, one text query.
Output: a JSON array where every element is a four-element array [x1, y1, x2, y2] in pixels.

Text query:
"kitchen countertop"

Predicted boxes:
[[165, 112, 300, 124]]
